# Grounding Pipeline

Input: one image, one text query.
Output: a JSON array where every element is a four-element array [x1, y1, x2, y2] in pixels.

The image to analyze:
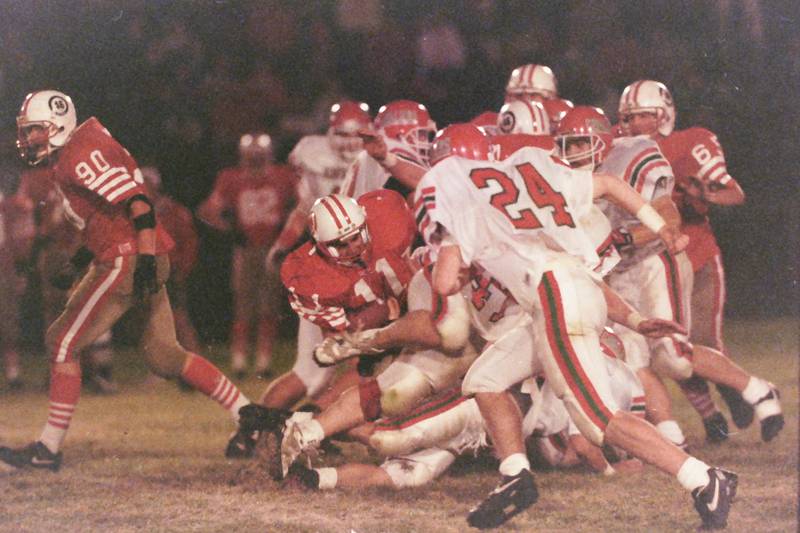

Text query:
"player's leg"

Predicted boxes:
[[538, 267, 737, 529], [0, 257, 135, 470], [80, 330, 117, 395], [0, 266, 22, 388], [229, 246, 252, 377], [692, 256, 754, 429]]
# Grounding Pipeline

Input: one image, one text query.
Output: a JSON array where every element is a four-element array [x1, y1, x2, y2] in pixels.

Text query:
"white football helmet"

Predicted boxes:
[[618, 80, 676, 136], [16, 90, 77, 165], [309, 194, 370, 264], [497, 99, 551, 135], [505, 64, 558, 100]]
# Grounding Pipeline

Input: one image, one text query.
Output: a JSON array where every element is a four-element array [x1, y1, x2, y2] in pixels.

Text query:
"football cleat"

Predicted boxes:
[[284, 463, 321, 491], [225, 429, 258, 459], [717, 384, 754, 429], [753, 386, 783, 442], [0, 441, 62, 472], [703, 412, 730, 444], [692, 468, 738, 530], [467, 469, 538, 529]]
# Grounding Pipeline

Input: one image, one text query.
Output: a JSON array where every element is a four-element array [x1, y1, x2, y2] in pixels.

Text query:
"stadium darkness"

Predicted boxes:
[[0, 0, 796, 344]]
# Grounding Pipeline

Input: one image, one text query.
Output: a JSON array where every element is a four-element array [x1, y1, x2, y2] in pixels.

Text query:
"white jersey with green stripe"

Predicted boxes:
[[597, 135, 675, 271], [416, 148, 600, 311]]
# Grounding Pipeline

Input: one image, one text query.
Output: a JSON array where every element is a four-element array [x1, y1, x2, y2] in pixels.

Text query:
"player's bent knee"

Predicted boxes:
[[379, 367, 433, 417], [561, 392, 607, 446], [381, 458, 437, 488], [651, 349, 693, 381]]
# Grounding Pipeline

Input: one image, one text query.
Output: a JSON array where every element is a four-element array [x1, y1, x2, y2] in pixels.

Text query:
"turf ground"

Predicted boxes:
[[0, 317, 797, 532]]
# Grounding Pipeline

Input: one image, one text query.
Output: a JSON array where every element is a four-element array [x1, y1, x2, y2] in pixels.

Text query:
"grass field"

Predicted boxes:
[[1, 318, 797, 532]]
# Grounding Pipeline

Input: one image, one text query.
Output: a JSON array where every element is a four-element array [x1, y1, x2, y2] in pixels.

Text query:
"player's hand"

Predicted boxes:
[[358, 129, 388, 162], [133, 254, 158, 302], [610, 227, 634, 251], [636, 318, 688, 338], [266, 244, 288, 273], [313, 328, 383, 367], [657, 225, 689, 254]]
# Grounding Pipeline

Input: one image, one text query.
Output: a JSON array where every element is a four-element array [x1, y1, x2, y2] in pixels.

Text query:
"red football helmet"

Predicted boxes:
[[328, 100, 371, 162], [470, 111, 500, 137], [541, 98, 575, 134], [374, 100, 437, 164], [309, 193, 370, 265], [429, 123, 491, 167], [555, 106, 613, 170]]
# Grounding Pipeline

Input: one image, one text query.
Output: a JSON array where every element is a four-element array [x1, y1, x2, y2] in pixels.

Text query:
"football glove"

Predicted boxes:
[[133, 254, 158, 301], [312, 329, 383, 367]]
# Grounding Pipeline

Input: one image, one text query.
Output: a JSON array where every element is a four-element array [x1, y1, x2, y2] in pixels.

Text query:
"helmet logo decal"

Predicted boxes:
[[499, 112, 516, 133], [48, 95, 69, 116]]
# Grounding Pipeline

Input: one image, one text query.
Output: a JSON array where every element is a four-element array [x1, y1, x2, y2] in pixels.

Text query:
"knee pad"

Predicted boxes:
[[379, 366, 433, 418], [651, 339, 693, 380], [560, 390, 606, 447], [433, 293, 470, 352]]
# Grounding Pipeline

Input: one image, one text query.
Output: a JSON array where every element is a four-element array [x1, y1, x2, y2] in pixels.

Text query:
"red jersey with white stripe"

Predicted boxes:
[[658, 127, 727, 270], [209, 164, 297, 247], [281, 189, 416, 332], [341, 137, 428, 198], [597, 135, 674, 271], [153, 194, 198, 281], [50, 117, 174, 261]]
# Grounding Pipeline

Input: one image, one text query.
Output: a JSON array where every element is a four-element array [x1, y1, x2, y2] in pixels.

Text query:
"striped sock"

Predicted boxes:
[[39, 371, 81, 454], [181, 354, 250, 421], [679, 376, 718, 419]]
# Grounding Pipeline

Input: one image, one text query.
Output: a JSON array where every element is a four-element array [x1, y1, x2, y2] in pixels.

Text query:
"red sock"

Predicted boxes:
[[181, 354, 249, 419], [39, 370, 81, 453]]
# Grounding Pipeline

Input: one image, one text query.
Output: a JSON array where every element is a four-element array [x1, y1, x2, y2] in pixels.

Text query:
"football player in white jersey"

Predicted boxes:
[[417, 124, 738, 530], [259, 101, 372, 416], [340, 99, 434, 198], [557, 105, 782, 446]]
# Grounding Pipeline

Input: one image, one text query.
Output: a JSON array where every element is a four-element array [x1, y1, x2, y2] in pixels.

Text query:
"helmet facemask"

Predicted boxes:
[[16, 121, 59, 165], [318, 225, 371, 266], [557, 134, 606, 171]]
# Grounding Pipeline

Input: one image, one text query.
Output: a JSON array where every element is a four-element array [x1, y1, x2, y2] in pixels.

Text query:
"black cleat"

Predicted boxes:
[[0, 441, 62, 472], [225, 428, 257, 459], [692, 468, 738, 530], [717, 384, 754, 429], [703, 412, 730, 444], [753, 387, 783, 442], [238, 404, 291, 433], [467, 469, 538, 529], [284, 462, 320, 490]]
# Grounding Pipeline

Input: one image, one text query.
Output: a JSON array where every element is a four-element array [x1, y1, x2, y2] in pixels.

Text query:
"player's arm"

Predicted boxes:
[[616, 196, 682, 248], [592, 172, 688, 254], [267, 205, 308, 270], [126, 194, 159, 300], [196, 181, 233, 232], [599, 280, 687, 338], [358, 130, 426, 190], [700, 176, 745, 206]]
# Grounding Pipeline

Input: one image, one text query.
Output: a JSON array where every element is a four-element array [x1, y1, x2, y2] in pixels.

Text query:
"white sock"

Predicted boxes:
[[300, 419, 325, 446], [656, 420, 686, 446], [316, 467, 338, 490], [676, 457, 711, 492], [740, 377, 770, 404], [499, 453, 530, 477], [230, 394, 250, 423]]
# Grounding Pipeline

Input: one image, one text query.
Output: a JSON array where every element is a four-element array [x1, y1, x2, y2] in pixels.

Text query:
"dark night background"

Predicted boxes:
[[0, 0, 797, 344]]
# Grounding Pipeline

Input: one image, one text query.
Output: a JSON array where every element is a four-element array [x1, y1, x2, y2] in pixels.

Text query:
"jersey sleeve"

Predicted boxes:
[[621, 144, 674, 201], [287, 289, 349, 331], [681, 128, 733, 186]]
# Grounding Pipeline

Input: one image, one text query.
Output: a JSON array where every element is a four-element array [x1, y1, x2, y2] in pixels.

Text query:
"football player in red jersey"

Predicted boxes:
[[0, 90, 255, 471], [238, 190, 416, 463], [619, 80, 781, 443], [197, 132, 297, 377]]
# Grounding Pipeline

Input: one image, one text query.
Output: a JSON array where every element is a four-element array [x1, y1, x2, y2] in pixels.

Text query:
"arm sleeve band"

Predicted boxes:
[[133, 210, 157, 230]]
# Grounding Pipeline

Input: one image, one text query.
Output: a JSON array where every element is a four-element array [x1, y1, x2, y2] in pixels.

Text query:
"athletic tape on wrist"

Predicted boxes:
[[635, 204, 666, 233]]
